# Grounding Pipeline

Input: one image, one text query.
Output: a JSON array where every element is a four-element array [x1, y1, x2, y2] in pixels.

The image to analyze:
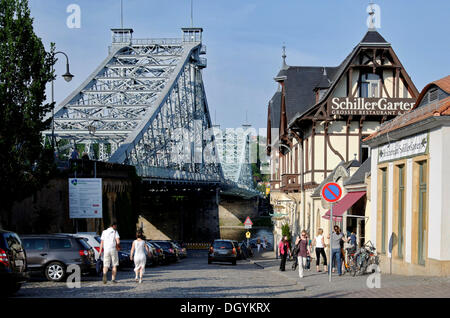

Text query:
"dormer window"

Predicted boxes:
[[360, 73, 380, 98]]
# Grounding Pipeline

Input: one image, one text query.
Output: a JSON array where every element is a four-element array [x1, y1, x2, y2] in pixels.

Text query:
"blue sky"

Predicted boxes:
[[29, 0, 450, 130]]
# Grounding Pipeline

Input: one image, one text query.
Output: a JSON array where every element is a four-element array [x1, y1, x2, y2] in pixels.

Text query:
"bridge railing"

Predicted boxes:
[[136, 166, 222, 182]]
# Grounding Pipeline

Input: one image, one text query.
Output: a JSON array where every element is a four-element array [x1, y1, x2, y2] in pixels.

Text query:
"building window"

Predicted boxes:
[[397, 165, 405, 259], [381, 168, 387, 254], [360, 73, 380, 98], [418, 160, 427, 265]]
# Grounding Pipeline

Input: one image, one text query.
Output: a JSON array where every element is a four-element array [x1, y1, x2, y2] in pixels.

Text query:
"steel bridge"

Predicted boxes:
[[44, 27, 257, 198]]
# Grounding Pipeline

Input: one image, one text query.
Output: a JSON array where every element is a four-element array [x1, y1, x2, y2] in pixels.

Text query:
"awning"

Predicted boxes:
[[322, 191, 366, 221]]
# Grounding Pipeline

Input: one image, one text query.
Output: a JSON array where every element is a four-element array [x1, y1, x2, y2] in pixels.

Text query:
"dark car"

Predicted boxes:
[[149, 240, 178, 263], [20, 234, 95, 282], [146, 242, 164, 265], [0, 230, 28, 296], [171, 241, 187, 259], [119, 239, 156, 267], [208, 240, 237, 265]]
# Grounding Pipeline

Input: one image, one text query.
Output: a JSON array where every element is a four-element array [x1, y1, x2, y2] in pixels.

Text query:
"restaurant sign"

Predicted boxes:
[[378, 132, 428, 163], [330, 97, 416, 116]]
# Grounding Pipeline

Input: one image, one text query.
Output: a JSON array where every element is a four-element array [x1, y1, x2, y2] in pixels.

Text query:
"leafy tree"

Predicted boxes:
[[0, 0, 55, 229], [281, 223, 292, 243]]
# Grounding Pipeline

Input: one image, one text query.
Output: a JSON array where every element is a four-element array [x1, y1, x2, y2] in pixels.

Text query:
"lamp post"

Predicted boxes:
[[51, 51, 74, 149]]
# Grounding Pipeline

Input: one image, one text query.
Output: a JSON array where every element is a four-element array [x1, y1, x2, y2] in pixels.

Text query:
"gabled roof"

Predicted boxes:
[[360, 30, 388, 44], [344, 157, 371, 186], [284, 66, 338, 124], [364, 75, 450, 143], [283, 30, 392, 127]]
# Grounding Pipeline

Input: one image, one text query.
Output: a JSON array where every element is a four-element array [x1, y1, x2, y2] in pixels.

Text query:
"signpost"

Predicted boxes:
[[321, 182, 342, 282]]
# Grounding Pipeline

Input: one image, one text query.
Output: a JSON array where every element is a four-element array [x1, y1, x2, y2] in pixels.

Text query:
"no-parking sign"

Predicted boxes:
[[321, 182, 342, 203]]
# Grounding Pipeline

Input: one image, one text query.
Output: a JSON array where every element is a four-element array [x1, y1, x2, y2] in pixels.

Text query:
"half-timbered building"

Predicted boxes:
[[267, 28, 419, 244]]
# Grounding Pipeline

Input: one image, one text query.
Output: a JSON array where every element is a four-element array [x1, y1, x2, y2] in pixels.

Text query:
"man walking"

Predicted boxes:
[[99, 221, 120, 284]]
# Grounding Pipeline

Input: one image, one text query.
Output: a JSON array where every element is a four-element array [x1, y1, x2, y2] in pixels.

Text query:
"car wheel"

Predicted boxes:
[[45, 262, 66, 282]]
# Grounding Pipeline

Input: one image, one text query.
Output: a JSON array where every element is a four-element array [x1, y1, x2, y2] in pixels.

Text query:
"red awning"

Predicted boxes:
[[322, 191, 366, 221]]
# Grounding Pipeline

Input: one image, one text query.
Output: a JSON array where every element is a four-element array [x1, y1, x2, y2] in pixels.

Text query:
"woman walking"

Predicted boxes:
[[130, 231, 150, 283], [312, 228, 327, 272], [278, 236, 290, 271], [294, 231, 310, 278]]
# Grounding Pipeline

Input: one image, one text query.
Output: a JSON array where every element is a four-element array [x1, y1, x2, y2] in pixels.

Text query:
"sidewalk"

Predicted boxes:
[[247, 250, 450, 297]]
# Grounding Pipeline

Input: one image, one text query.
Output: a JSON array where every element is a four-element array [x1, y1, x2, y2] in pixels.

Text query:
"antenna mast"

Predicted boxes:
[[190, 0, 194, 27], [121, 0, 123, 29]]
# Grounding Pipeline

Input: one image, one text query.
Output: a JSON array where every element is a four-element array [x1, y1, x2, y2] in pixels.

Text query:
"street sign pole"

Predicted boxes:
[[329, 203, 333, 282]]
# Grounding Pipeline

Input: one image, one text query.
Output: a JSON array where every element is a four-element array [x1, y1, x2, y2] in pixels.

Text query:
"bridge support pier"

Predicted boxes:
[[139, 186, 220, 242]]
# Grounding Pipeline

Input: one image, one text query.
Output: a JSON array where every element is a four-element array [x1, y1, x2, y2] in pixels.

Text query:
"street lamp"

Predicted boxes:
[[51, 51, 74, 149]]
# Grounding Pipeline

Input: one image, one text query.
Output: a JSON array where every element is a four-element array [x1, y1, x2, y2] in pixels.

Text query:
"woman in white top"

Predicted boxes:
[[130, 231, 150, 283], [312, 228, 327, 272]]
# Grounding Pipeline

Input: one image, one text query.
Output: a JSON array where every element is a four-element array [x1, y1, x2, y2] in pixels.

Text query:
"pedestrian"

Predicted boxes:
[[294, 230, 310, 278], [256, 238, 261, 253], [99, 221, 120, 284], [328, 225, 349, 276], [312, 228, 327, 272], [262, 236, 268, 250], [70, 148, 79, 160], [130, 231, 150, 284], [81, 152, 89, 160], [278, 236, 290, 271]]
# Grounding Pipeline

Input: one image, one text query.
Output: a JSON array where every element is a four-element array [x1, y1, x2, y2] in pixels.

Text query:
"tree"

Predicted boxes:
[[0, 0, 55, 229], [281, 223, 292, 243]]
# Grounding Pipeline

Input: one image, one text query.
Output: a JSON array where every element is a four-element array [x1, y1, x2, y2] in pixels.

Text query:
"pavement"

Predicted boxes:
[[10, 249, 450, 298], [249, 249, 450, 297]]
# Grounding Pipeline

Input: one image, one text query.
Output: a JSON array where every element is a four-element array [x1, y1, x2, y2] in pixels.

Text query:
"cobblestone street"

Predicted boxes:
[[11, 250, 450, 298]]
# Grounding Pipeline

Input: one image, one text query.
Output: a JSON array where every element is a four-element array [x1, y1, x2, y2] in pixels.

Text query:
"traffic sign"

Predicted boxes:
[[244, 216, 253, 229], [321, 182, 342, 203], [246, 231, 251, 239]]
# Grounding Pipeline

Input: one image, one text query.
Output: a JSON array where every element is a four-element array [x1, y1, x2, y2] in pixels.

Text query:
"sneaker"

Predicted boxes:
[[139, 279, 142, 284], [111, 280, 117, 283], [102, 274, 107, 284]]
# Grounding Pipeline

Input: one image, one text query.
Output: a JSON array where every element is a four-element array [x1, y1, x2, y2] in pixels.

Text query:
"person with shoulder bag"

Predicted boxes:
[[295, 230, 310, 278]]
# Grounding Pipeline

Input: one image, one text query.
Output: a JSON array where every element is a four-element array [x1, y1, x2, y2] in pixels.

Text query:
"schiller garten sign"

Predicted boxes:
[[330, 97, 416, 116]]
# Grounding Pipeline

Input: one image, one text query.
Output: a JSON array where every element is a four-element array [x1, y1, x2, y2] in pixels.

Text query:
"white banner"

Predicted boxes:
[[378, 133, 428, 163], [69, 178, 103, 219]]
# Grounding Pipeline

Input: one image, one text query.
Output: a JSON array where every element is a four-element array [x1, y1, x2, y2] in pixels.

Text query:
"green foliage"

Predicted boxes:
[[0, 0, 55, 226], [281, 223, 292, 242]]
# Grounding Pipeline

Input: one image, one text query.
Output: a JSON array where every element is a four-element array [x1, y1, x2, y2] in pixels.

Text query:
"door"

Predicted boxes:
[[22, 238, 48, 270]]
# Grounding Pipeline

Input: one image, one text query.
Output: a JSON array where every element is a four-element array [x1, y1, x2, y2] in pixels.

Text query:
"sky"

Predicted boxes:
[[29, 0, 450, 131]]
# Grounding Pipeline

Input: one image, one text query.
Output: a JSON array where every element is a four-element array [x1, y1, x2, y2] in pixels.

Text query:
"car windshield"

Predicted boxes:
[[94, 236, 101, 244], [213, 241, 233, 249]]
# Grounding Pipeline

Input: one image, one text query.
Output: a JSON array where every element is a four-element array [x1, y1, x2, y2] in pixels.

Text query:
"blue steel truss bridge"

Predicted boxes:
[[44, 27, 258, 198]]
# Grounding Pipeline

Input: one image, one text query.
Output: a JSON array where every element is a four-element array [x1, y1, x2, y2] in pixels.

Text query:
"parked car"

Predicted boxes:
[[147, 241, 166, 265], [171, 241, 187, 259], [119, 239, 156, 267], [60, 232, 101, 260], [149, 240, 179, 263], [248, 238, 272, 250], [20, 234, 95, 282], [208, 239, 237, 265], [0, 230, 28, 296]]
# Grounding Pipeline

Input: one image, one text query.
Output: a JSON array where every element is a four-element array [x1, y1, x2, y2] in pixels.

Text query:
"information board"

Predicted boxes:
[[69, 178, 103, 219]]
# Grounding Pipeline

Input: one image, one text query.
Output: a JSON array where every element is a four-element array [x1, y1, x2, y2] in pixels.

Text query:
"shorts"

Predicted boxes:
[[103, 249, 119, 268]]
